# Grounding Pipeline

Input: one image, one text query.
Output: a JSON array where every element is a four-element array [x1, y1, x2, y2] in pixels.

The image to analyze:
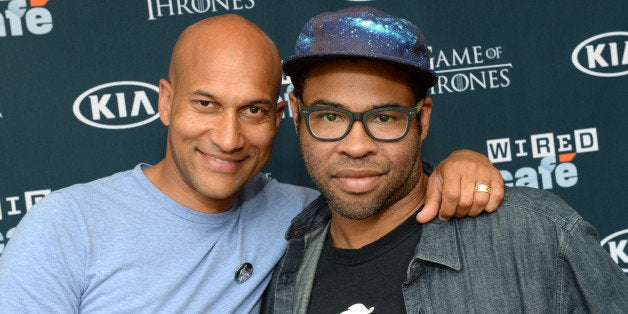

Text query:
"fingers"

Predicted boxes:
[[438, 173, 461, 221], [467, 182, 491, 217], [485, 173, 505, 212], [428, 149, 505, 221], [455, 168, 481, 218], [470, 160, 505, 215], [426, 163, 460, 222], [417, 171, 443, 223], [417, 200, 439, 223]]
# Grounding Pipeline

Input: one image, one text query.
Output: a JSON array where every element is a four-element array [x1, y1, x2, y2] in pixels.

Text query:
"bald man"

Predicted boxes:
[[0, 15, 503, 312]]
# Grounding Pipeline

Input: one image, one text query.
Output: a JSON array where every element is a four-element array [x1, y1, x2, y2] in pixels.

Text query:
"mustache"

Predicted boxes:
[[327, 158, 390, 176]]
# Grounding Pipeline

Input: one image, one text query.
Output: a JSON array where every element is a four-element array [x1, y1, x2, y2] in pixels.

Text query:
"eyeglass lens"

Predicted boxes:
[[307, 108, 410, 140]]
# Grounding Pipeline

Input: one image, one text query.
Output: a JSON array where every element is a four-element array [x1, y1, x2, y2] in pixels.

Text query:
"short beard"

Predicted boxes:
[[318, 159, 422, 220]]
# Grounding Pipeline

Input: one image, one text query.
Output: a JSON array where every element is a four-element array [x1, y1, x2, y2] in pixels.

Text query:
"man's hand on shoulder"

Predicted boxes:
[[418, 149, 504, 223]]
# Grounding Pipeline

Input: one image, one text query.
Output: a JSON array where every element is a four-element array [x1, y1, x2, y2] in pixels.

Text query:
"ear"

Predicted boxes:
[[274, 100, 287, 130], [158, 78, 173, 126], [419, 96, 433, 141], [288, 92, 301, 135]]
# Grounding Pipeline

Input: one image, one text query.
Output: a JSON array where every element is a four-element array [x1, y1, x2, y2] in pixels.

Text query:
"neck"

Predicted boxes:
[[329, 173, 428, 249], [143, 159, 237, 214]]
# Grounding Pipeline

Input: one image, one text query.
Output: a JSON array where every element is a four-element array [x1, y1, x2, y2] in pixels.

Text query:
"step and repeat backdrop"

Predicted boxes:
[[0, 1, 626, 273]]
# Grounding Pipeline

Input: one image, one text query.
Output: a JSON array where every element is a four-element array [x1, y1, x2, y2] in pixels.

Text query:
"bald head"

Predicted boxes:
[[168, 15, 283, 99]]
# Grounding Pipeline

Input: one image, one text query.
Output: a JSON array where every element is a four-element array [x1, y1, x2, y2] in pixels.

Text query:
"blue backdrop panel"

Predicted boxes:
[[1, 1, 626, 275]]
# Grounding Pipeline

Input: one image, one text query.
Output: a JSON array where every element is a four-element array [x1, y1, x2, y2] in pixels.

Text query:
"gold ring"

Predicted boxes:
[[474, 184, 490, 194]]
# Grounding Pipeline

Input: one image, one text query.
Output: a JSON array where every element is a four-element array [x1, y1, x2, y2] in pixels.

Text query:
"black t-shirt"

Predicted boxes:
[[307, 213, 422, 314]]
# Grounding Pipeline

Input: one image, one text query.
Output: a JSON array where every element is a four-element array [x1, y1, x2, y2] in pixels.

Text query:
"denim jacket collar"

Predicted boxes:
[[415, 219, 462, 271], [285, 195, 330, 240], [285, 192, 462, 272]]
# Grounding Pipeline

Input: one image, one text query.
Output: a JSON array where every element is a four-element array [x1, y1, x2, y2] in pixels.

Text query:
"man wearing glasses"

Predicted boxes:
[[263, 6, 628, 313]]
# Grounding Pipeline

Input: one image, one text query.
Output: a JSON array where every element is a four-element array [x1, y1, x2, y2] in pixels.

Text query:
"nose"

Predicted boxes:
[[210, 111, 244, 152], [337, 120, 377, 158]]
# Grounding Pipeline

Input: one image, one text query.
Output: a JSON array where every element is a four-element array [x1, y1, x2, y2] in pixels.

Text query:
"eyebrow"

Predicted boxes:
[[188, 90, 216, 99], [188, 90, 275, 107], [307, 99, 405, 110]]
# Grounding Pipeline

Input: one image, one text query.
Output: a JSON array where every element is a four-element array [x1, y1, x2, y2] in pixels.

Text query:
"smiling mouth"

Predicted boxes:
[[198, 149, 246, 173], [210, 156, 232, 164]]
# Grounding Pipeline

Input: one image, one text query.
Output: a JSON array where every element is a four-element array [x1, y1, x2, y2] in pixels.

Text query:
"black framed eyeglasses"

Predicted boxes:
[[299, 99, 424, 142]]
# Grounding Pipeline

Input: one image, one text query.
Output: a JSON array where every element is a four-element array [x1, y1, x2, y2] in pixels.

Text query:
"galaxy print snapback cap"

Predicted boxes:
[[282, 6, 438, 87]]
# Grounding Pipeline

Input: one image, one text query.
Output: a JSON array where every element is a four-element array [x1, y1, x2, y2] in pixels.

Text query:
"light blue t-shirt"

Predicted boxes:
[[0, 164, 319, 313]]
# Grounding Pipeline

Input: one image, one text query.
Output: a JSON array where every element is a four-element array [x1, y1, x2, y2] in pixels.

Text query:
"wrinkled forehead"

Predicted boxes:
[[169, 17, 282, 94], [172, 42, 281, 98]]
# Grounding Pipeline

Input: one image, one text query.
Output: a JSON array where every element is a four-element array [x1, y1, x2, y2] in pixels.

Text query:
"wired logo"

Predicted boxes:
[[486, 128, 598, 190], [0, 0, 52, 38]]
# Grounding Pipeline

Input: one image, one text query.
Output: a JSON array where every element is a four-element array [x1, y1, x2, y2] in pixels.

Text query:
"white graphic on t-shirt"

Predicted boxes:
[[340, 303, 374, 314]]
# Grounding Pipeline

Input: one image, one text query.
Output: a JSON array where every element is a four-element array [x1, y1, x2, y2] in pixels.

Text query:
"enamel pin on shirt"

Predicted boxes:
[[235, 262, 253, 283]]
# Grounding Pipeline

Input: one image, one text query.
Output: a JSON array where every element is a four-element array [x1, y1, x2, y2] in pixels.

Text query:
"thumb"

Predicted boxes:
[[417, 174, 442, 223]]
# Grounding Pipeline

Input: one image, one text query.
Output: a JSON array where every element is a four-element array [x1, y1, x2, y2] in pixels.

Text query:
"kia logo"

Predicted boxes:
[[73, 81, 160, 129], [571, 31, 628, 77], [600, 229, 628, 273]]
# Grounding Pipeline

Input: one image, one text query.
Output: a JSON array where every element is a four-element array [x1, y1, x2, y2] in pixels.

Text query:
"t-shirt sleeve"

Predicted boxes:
[[0, 191, 85, 313]]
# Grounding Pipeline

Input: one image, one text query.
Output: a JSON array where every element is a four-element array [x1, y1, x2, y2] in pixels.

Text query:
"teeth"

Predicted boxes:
[[211, 156, 231, 164]]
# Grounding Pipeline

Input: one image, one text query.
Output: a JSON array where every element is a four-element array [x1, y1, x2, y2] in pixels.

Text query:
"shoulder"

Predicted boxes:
[[243, 173, 320, 205], [239, 173, 320, 218], [429, 187, 592, 260], [2, 169, 138, 261], [497, 187, 583, 232], [59, 167, 139, 197], [24, 167, 140, 223], [433, 187, 588, 243]]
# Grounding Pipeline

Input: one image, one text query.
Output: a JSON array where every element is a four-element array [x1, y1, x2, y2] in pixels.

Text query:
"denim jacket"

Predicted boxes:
[[263, 187, 628, 313]]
